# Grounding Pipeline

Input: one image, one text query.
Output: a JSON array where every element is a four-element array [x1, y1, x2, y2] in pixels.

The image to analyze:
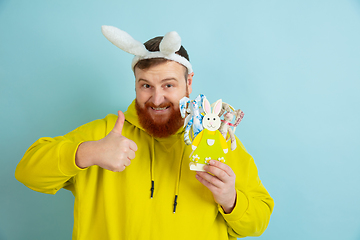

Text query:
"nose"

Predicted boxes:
[[152, 88, 165, 106]]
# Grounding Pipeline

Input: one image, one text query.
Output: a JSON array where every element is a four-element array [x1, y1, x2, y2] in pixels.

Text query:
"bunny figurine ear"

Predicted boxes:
[[213, 99, 222, 115], [101, 25, 193, 74], [203, 98, 211, 114]]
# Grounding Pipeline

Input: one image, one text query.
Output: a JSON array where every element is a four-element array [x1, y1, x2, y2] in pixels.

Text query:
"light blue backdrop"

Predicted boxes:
[[1, 0, 360, 239]]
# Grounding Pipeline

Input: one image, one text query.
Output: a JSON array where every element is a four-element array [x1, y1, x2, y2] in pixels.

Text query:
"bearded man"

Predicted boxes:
[[15, 26, 274, 240]]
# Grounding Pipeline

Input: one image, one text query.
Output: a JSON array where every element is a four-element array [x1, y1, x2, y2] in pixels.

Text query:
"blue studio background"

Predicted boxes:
[[1, 0, 360, 239]]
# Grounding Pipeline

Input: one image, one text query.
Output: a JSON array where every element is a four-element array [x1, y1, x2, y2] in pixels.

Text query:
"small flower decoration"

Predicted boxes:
[[192, 154, 200, 163], [218, 157, 225, 163]]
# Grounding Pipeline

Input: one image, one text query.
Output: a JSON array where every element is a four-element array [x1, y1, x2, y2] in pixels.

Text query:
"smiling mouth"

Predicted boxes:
[[151, 106, 170, 111]]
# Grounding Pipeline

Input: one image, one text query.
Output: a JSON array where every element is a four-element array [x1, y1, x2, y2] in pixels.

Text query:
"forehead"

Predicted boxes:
[[134, 61, 186, 83]]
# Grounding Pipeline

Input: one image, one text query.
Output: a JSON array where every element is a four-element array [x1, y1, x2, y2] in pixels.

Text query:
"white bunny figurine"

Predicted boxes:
[[189, 98, 229, 171]]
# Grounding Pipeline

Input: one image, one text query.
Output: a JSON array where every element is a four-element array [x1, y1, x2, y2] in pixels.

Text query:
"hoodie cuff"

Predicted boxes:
[[218, 189, 249, 222], [59, 141, 86, 176]]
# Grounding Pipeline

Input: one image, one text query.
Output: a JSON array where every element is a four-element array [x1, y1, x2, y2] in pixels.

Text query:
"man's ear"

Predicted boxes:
[[187, 72, 194, 94]]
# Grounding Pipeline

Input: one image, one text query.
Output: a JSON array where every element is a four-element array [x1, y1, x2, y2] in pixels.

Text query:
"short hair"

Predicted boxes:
[[134, 36, 190, 75]]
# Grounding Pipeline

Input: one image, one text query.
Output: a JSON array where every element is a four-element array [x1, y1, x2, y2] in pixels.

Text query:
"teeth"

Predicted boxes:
[[152, 107, 168, 110]]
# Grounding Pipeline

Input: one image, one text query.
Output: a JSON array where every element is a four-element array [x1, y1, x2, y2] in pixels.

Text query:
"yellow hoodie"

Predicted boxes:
[[15, 100, 274, 240]]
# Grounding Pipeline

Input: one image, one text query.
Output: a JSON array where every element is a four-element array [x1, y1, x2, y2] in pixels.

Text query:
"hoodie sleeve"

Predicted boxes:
[[15, 114, 116, 194], [218, 138, 274, 237]]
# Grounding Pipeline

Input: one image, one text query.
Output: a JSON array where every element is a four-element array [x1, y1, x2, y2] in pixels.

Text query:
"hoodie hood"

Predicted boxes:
[[123, 100, 142, 131]]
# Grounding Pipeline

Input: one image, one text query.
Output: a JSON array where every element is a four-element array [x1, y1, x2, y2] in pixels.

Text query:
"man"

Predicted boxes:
[[15, 26, 274, 240]]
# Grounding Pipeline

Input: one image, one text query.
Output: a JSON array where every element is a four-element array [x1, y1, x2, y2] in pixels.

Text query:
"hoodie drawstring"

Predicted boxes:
[[150, 137, 186, 214], [150, 137, 155, 198], [173, 141, 185, 213]]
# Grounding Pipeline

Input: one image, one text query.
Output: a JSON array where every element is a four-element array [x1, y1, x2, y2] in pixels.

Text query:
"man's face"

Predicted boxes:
[[135, 60, 193, 137]]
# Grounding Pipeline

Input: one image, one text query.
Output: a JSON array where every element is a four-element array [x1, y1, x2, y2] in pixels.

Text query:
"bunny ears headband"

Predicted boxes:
[[101, 26, 193, 74]]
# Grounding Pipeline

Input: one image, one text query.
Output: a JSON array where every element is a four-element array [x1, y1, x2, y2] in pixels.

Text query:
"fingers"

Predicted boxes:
[[196, 160, 235, 189], [101, 110, 138, 172], [204, 160, 235, 181], [196, 160, 237, 210], [113, 111, 138, 151], [129, 140, 138, 152], [127, 148, 136, 160], [108, 156, 131, 172], [123, 158, 131, 167], [113, 110, 125, 134], [196, 171, 223, 189]]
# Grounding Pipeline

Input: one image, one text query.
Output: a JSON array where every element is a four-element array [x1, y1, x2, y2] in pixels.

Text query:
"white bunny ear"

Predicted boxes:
[[212, 99, 222, 115], [160, 31, 181, 55], [203, 98, 211, 114], [101, 25, 149, 56], [102, 26, 193, 74]]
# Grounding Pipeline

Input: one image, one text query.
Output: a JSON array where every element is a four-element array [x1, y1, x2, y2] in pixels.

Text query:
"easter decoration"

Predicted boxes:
[[189, 98, 227, 171], [180, 96, 245, 171], [179, 94, 206, 145], [218, 103, 245, 151]]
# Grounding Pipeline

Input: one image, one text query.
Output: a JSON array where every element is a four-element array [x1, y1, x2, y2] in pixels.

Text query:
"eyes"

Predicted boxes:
[[141, 83, 174, 89], [207, 117, 217, 121]]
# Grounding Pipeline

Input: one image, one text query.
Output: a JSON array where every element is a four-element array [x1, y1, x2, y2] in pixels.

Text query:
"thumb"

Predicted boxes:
[[112, 110, 125, 134]]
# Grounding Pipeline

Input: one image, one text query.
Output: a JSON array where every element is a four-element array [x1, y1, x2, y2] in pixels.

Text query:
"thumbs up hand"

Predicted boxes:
[[75, 111, 138, 172]]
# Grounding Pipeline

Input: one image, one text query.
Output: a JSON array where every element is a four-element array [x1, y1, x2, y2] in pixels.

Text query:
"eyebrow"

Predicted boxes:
[[137, 78, 178, 83]]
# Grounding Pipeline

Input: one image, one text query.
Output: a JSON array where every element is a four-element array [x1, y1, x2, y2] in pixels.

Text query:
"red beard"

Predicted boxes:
[[135, 100, 184, 138]]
